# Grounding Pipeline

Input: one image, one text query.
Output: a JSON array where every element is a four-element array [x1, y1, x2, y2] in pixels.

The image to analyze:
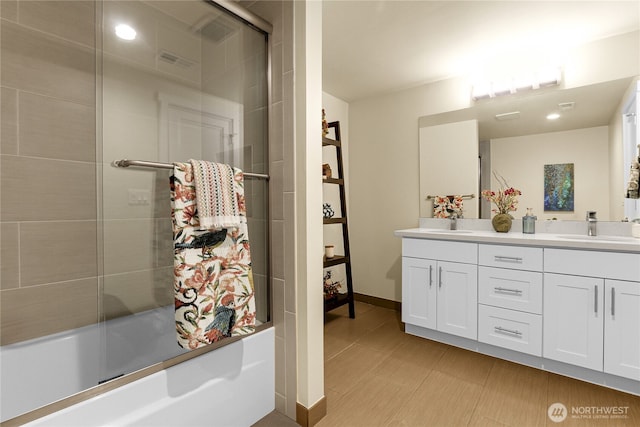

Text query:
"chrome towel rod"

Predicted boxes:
[[426, 193, 475, 200], [113, 159, 270, 180]]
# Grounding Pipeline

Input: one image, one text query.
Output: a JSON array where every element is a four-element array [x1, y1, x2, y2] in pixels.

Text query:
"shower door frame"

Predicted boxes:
[[7, 1, 273, 425]]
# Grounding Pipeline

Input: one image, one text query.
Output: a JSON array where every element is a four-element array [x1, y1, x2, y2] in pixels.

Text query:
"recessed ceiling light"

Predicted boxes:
[[115, 24, 137, 41], [546, 113, 560, 120]]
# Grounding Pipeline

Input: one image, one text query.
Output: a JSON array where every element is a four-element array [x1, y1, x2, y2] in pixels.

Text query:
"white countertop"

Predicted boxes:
[[394, 228, 640, 253]]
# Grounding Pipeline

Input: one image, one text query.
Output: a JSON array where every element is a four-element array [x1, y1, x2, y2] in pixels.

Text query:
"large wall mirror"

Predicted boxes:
[[419, 31, 639, 223]]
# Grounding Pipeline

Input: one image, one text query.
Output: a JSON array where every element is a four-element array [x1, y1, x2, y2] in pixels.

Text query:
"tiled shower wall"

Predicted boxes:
[[1, 0, 272, 343], [243, 0, 297, 418], [0, 1, 99, 345]]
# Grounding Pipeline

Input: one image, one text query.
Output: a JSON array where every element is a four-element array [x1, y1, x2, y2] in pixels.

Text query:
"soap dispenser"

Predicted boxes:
[[522, 208, 536, 234]]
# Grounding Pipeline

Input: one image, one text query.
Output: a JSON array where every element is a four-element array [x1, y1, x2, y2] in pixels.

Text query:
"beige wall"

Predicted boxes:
[[491, 126, 610, 221], [0, 0, 98, 345], [419, 120, 479, 218], [348, 31, 640, 303]]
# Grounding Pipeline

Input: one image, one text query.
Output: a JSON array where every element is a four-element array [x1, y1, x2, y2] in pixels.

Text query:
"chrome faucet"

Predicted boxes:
[[450, 213, 458, 230], [586, 211, 597, 236]]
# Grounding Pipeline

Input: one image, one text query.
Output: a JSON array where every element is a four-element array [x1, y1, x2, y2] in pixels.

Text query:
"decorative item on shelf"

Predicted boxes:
[[323, 270, 341, 300], [322, 163, 332, 179], [322, 108, 329, 136], [323, 203, 335, 218], [481, 171, 521, 233], [433, 195, 464, 219], [324, 244, 335, 259], [522, 208, 537, 234]]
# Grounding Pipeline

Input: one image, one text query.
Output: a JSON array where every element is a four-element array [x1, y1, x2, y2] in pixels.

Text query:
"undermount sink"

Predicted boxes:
[[426, 229, 474, 234], [555, 234, 636, 242]]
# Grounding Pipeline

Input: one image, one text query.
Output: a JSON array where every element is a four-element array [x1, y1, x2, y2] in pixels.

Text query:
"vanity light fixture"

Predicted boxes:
[[546, 113, 561, 120], [115, 23, 137, 41]]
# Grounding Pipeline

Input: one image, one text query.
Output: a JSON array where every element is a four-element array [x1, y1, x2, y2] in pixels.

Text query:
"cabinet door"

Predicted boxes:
[[437, 261, 478, 340], [604, 280, 640, 380], [402, 257, 437, 329], [543, 273, 604, 371]]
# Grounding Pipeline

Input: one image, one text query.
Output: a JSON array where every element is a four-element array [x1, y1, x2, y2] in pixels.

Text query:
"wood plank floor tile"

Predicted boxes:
[[385, 370, 483, 427], [434, 345, 496, 386], [324, 343, 389, 395], [473, 359, 549, 427], [354, 314, 406, 354], [546, 373, 640, 426]]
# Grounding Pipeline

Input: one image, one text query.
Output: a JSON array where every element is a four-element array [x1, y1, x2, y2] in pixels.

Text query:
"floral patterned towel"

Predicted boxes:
[[433, 195, 464, 218], [170, 162, 256, 350]]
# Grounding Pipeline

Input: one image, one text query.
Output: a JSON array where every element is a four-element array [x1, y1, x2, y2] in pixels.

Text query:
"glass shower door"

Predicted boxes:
[[99, 0, 269, 383]]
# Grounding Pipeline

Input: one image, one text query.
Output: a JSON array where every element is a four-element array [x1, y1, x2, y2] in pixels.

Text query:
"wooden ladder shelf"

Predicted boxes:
[[323, 121, 355, 318]]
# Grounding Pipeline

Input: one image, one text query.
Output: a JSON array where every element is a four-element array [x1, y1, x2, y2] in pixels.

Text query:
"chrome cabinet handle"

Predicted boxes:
[[494, 287, 523, 295], [494, 326, 522, 337], [611, 287, 615, 316], [494, 255, 523, 263], [594, 285, 598, 314], [429, 265, 433, 288], [438, 266, 443, 289]]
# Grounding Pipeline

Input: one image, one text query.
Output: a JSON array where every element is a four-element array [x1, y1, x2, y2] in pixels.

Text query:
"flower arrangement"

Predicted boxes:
[[323, 270, 342, 300], [481, 172, 522, 215], [433, 195, 464, 219]]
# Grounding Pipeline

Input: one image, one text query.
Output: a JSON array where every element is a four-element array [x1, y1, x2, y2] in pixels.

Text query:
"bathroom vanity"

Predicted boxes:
[[395, 227, 640, 396]]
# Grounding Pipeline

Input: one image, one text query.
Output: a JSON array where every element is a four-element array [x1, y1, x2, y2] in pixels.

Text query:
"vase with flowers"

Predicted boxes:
[[481, 172, 522, 232]]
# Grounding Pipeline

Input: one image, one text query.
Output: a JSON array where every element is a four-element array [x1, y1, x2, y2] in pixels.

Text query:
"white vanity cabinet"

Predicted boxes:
[[604, 279, 640, 380], [543, 273, 604, 370], [544, 248, 640, 380], [397, 228, 640, 396], [478, 245, 543, 356], [402, 239, 478, 340]]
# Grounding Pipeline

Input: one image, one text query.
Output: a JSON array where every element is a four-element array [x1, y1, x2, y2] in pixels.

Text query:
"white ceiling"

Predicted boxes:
[[323, 0, 640, 102]]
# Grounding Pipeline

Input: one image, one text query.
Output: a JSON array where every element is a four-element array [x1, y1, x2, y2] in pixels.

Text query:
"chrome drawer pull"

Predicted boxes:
[[429, 265, 433, 288], [611, 287, 615, 316], [494, 326, 523, 337], [494, 255, 523, 263], [438, 266, 443, 289], [594, 285, 598, 314], [494, 287, 523, 295]]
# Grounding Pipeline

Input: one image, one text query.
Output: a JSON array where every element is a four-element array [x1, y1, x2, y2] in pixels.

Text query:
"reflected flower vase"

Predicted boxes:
[[492, 213, 512, 233]]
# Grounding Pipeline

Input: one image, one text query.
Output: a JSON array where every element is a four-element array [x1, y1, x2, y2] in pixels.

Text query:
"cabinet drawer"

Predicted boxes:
[[478, 267, 542, 314], [479, 244, 543, 271], [545, 249, 640, 282], [403, 238, 477, 264], [478, 305, 542, 356]]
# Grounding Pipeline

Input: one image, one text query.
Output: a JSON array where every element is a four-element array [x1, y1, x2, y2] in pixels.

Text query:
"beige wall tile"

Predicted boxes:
[[0, 278, 98, 345], [103, 267, 173, 320], [153, 218, 173, 268], [19, 1, 95, 47], [0, 0, 18, 21], [19, 91, 95, 162], [1, 87, 18, 154], [103, 219, 155, 275], [1, 20, 95, 105], [20, 221, 97, 286], [1, 155, 96, 221], [1, 222, 19, 290]]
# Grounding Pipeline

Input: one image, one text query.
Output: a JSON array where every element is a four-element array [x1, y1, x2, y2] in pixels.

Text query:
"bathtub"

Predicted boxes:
[[0, 306, 274, 425]]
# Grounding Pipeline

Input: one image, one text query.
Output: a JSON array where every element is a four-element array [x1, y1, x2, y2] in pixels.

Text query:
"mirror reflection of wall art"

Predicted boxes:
[[544, 163, 575, 211]]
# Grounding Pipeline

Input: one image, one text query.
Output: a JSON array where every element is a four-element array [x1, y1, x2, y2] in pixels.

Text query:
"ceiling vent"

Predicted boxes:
[[158, 50, 195, 69], [558, 102, 575, 111], [495, 111, 521, 121]]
